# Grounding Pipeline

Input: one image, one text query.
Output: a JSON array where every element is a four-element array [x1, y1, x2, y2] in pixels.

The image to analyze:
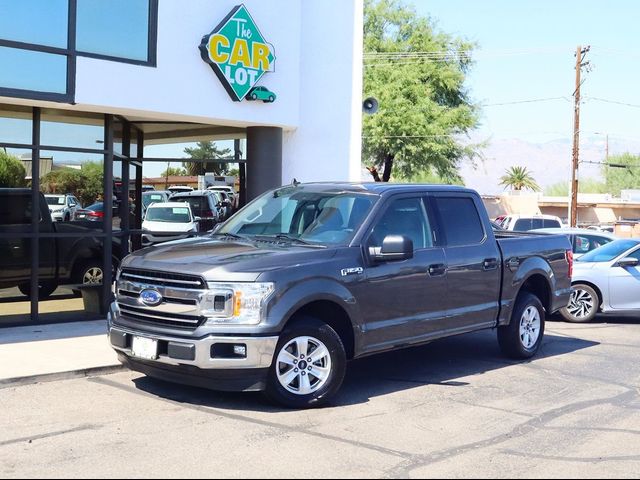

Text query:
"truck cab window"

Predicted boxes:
[[370, 198, 431, 250], [434, 197, 485, 246]]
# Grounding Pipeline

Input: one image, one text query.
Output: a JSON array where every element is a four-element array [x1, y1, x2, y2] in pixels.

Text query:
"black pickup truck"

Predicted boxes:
[[108, 183, 572, 408], [0, 189, 122, 299]]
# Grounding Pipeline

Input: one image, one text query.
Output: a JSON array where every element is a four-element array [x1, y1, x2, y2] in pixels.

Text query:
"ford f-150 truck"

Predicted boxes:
[[108, 183, 572, 408]]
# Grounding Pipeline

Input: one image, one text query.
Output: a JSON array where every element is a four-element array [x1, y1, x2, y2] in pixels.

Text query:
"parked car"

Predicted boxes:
[[142, 185, 156, 192], [246, 86, 276, 103], [500, 214, 563, 232], [0, 189, 123, 299], [587, 225, 615, 234], [45, 194, 82, 222], [168, 190, 221, 232], [168, 185, 194, 195], [560, 239, 640, 323], [75, 203, 106, 221], [534, 228, 617, 258], [108, 183, 572, 408], [141, 202, 200, 247], [142, 191, 171, 216]]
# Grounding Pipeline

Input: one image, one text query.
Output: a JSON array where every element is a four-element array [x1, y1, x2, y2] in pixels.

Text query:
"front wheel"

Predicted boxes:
[[18, 281, 58, 300], [560, 284, 599, 323], [498, 292, 545, 359], [265, 317, 347, 409]]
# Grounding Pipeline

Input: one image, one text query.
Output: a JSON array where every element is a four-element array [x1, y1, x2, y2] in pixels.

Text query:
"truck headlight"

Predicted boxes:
[[201, 282, 274, 325]]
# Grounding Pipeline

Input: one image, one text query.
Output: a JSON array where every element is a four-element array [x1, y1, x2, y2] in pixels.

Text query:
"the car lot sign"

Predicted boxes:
[[199, 5, 276, 102]]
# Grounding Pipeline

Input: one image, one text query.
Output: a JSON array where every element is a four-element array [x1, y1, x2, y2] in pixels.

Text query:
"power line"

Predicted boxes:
[[481, 97, 570, 107], [586, 97, 640, 109]]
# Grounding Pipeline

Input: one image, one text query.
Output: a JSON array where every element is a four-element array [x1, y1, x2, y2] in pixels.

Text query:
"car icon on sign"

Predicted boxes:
[[246, 86, 276, 103]]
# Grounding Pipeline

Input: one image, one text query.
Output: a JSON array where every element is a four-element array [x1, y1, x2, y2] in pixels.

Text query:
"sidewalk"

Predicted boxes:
[[0, 320, 122, 388]]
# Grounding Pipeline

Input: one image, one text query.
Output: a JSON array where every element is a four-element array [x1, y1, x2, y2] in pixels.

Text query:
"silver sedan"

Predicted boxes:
[[561, 239, 640, 322]]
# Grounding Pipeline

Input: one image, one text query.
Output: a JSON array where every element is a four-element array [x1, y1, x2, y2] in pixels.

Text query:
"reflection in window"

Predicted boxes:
[[0, 105, 32, 145], [0, 46, 67, 94], [41, 110, 104, 150], [76, 0, 150, 62], [0, 0, 68, 48]]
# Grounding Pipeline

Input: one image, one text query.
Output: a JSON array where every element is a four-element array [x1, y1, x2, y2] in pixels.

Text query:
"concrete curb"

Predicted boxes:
[[0, 364, 125, 390]]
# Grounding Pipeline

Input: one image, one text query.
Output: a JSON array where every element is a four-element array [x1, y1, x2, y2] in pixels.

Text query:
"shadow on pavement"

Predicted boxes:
[[131, 329, 599, 413]]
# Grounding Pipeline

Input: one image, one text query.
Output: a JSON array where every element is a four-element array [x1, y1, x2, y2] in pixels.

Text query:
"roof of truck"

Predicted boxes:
[[281, 182, 476, 195]]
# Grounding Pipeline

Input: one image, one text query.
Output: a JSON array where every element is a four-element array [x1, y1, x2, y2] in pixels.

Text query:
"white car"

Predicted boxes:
[[534, 228, 617, 259], [45, 194, 81, 222], [499, 214, 563, 232], [167, 185, 195, 195], [561, 239, 640, 323], [141, 202, 199, 246]]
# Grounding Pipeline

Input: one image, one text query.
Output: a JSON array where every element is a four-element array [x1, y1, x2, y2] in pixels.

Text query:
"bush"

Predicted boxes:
[[0, 151, 27, 188], [40, 161, 103, 206]]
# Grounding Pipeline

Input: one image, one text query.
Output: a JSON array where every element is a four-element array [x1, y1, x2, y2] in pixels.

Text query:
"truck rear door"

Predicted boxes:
[[431, 193, 502, 332]]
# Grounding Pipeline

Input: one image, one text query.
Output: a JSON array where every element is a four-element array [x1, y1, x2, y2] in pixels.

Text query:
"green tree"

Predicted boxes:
[[0, 151, 27, 187], [396, 167, 464, 185], [183, 142, 232, 176], [40, 161, 104, 206], [363, 0, 481, 182], [499, 166, 541, 192], [160, 166, 187, 177], [545, 178, 608, 196], [604, 153, 640, 196]]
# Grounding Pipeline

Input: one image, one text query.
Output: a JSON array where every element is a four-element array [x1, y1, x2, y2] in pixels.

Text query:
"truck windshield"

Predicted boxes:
[[219, 187, 377, 246], [578, 239, 640, 263]]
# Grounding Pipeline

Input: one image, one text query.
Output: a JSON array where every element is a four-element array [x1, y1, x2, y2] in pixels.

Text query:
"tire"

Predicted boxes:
[[268, 95, 275, 103], [73, 259, 105, 286], [264, 317, 347, 409], [251, 93, 258, 100], [560, 284, 599, 323], [498, 292, 546, 359], [18, 281, 58, 300]]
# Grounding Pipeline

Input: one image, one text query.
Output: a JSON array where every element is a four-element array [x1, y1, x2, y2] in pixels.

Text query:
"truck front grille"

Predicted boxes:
[[119, 268, 206, 290], [116, 268, 206, 330]]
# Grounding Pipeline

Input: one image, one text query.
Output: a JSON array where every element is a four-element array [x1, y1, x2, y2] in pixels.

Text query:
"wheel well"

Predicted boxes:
[[288, 301, 355, 359], [571, 280, 603, 309], [520, 274, 552, 312]]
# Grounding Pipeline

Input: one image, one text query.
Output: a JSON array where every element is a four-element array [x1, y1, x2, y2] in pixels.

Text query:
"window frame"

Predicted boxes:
[[0, 0, 158, 103]]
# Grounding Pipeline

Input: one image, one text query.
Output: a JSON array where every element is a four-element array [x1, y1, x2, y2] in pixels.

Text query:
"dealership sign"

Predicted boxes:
[[199, 5, 276, 102]]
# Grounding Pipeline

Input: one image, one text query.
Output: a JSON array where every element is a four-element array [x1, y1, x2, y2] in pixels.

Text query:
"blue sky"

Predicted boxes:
[[407, 0, 640, 146]]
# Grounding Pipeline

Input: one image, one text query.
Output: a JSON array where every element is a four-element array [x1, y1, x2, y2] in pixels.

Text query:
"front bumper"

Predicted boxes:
[[107, 303, 279, 371]]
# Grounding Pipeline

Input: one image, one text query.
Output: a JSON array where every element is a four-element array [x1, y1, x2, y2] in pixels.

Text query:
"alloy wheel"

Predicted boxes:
[[83, 267, 103, 285], [567, 288, 595, 320], [276, 336, 332, 396], [519, 305, 541, 349]]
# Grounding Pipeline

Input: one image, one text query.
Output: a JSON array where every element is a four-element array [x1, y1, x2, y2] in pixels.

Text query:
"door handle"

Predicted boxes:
[[428, 263, 447, 276], [483, 258, 499, 271]]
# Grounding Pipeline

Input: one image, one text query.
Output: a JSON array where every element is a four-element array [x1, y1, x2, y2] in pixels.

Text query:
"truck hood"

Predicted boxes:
[[122, 237, 337, 282]]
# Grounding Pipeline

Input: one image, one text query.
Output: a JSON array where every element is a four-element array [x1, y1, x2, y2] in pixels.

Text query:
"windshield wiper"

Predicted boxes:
[[254, 234, 322, 247], [211, 232, 247, 241]]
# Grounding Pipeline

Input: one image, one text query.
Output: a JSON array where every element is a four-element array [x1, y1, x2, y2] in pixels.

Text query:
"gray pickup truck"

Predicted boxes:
[[108, 183, 572, 408]]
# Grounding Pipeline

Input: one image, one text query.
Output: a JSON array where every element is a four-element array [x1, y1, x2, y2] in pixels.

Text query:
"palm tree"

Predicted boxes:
[[500, 166, 541, 192]]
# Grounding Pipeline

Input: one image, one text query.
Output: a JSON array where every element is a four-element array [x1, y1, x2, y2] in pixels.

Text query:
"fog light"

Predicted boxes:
[[233, 345, 247, 357]]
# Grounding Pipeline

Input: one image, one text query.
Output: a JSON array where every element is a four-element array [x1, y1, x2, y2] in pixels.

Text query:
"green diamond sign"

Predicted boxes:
[[199, 5, 276, 102]]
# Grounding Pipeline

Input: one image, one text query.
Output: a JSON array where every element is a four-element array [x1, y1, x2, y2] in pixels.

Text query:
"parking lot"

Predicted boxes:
[[1, 317, 639, 478]]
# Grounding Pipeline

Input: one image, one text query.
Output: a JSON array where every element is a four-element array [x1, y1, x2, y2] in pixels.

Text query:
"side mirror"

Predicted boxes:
[[617, 257, 639, 268], [194, 216, 202, 223], [370, 235, 414, 262]]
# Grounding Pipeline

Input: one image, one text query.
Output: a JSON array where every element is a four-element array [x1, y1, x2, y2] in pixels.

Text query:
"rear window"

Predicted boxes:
[[434, 197, 485, 246], [176, 196, 211, 217], [514, 218, 561, 231]]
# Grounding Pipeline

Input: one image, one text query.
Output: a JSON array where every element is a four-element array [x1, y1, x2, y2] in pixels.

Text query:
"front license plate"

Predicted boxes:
[[131, 336, 158, 360]]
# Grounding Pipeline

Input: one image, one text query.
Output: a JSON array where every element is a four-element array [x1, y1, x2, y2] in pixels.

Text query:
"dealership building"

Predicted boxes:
[[0, 0, 364, 322]]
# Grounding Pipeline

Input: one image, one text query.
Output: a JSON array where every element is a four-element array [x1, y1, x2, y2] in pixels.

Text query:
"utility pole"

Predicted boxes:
[[570, 45, 590, 227]]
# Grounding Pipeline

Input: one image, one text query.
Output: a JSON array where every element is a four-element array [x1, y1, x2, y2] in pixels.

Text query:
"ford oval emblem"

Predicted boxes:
[[139, 289, 163, 307]]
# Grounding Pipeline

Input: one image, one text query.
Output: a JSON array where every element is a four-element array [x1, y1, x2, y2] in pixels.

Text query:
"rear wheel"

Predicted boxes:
[[560, 284, 599, 323], [265, 317, 347, 409], [498, 292, 545, 359]]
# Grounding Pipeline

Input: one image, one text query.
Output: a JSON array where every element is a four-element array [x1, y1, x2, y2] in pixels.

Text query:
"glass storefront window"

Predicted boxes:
[[76, 0, 151, 62], [0, 105, 32, 145], [41, 110, 104, 150], [0, 46, 67, 94], [0, 0, 68, 48]]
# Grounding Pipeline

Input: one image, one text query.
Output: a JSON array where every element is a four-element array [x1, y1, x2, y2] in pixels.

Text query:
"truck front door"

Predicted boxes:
[[356, 196, 448, 352]]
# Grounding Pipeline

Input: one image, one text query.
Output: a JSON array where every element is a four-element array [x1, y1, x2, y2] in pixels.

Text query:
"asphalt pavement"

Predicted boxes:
[[1, 317, 639, 478]]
